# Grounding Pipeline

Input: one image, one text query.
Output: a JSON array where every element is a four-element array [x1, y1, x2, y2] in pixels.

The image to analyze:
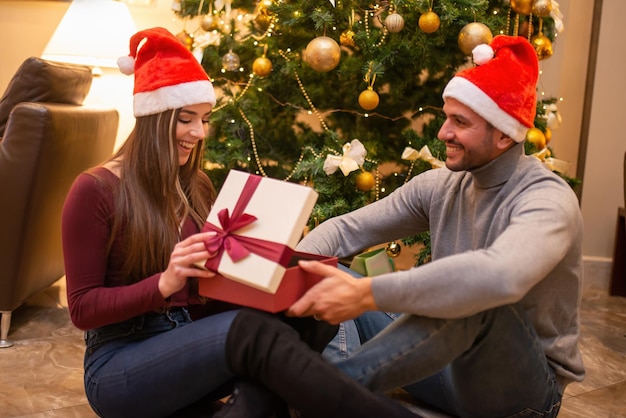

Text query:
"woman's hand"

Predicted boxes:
[[158, 231, 217, 299]]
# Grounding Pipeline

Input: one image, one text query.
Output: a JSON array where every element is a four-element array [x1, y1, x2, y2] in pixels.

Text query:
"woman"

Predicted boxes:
[[61, 27, 419, 418]]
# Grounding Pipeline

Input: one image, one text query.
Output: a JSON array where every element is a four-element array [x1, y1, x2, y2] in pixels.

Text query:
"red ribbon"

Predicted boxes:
[[202, 174, 293, 272]]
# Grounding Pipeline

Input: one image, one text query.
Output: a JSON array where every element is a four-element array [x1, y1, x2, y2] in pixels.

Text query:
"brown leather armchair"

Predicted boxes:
[[0, 57, 119, 347]]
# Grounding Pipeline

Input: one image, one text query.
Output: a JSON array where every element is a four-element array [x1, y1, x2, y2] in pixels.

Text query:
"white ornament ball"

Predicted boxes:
[[385, 13, 405, 33], [222, 51, 240, 72]]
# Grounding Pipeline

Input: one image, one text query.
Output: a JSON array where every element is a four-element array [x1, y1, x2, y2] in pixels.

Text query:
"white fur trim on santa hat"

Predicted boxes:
[[133, 80, 216, 117], [443, 77, 529, 142]]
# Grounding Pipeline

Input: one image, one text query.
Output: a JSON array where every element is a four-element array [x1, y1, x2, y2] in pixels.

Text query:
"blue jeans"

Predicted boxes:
[[83, 308, 239, 418], [324, 268, 562, 417]]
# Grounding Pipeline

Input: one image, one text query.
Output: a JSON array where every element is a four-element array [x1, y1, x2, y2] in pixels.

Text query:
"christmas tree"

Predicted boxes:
[[172, 0, 570, 263]]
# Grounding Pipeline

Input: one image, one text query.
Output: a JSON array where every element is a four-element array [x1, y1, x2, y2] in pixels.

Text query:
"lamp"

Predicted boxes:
[[42, 0, 136, 75]]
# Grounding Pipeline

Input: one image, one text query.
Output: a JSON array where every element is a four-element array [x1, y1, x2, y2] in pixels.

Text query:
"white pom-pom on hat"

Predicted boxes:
[[117, 55, 135, 75], [472, 43, 494, 65]]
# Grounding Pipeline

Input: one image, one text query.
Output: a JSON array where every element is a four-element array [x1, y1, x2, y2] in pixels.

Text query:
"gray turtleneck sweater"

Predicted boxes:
[[296, 142, 585, 385]]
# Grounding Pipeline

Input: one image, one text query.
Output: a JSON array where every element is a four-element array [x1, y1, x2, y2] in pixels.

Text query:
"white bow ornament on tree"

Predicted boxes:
[[401, 146, 445, 169], [543, 103, 563, 130], [324, 139, 367, 176], [532, 148, 571, 174]]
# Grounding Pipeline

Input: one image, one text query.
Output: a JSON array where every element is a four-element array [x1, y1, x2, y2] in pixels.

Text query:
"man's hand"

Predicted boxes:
[[287, 260, 377, 324]]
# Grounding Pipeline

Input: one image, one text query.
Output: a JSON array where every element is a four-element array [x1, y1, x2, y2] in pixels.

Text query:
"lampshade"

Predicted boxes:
[[42, 0, 136, 71]]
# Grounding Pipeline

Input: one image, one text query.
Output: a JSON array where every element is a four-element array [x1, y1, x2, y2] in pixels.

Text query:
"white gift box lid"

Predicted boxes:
[[202, 170, 318, 293]]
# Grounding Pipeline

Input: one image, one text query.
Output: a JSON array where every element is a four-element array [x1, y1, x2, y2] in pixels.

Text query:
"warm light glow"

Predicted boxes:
[[42, 0, 136, 71]]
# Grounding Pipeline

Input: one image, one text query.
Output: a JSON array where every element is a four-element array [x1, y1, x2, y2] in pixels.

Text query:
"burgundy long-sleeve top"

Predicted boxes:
[[62, 167, 205, 331]]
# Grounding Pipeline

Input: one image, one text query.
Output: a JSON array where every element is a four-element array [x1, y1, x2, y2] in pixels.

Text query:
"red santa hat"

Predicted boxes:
[[117, 27, 216, 117], [442, 35, 539, 142]]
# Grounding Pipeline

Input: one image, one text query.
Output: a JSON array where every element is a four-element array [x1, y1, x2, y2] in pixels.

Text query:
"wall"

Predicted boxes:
[[538, 1, 589, 177], [579, 0, 626, 262], [538, 0, 626, 268], [0, 0, 621, 279]]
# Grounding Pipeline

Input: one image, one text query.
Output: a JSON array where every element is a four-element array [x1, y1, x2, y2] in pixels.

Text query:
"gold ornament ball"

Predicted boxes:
[[511, 0, 535, 15], [419, 11, 441, 34], [532, 0, 553, 17], [176, 31, 193, 51], [531, 34, 553, 60], [385, 12, 405, 33], [526, 127, 547, 150], [340, 29, 356, 47], [458, 22, 493, 56], [355, 171, 375, 192], [386, 241, 401, 258], [201, 14, 218, 32], [254, 0, 273, 30], [304, 36, 341, 73], [252, 56, 272, 77], [255, 14, 271, 31], [544, 127, 552, 144], [358, 88, 380, 111]]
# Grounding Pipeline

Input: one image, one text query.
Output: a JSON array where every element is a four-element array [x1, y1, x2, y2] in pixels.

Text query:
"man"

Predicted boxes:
[[288, 35, 585, 417]]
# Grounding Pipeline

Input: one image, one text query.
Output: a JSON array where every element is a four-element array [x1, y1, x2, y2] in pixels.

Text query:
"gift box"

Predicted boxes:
[[197, 169, 319, 294], [199, 251, 338, 313], [349, 247, 396, 276]]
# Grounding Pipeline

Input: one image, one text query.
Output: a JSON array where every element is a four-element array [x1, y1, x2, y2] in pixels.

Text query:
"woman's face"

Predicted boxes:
[[175, 103, 213, 166]]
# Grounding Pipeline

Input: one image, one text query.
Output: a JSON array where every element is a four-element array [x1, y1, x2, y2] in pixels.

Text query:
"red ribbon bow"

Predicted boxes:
[[202, 174, 292, 272]]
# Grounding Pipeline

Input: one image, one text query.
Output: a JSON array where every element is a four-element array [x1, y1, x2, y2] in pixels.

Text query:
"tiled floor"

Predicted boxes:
[[1, 277, 625, 418]]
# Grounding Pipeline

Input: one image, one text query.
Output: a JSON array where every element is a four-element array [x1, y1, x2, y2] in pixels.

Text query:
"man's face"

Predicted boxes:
[[437, 98, 506, 172]]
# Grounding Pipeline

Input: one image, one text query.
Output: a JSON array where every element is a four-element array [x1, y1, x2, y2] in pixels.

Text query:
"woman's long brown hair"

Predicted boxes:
[[110, 108, 216, 283]]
